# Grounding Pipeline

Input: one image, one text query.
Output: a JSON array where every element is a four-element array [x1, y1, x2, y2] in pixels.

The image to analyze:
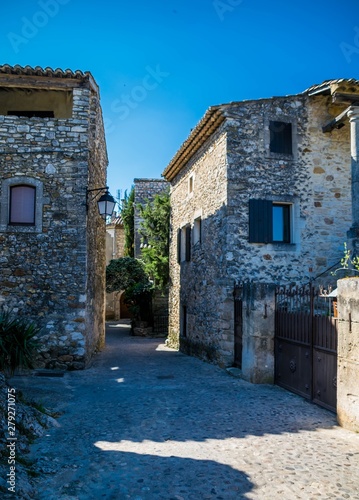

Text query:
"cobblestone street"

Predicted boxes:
[[13, 322, 359, 499]]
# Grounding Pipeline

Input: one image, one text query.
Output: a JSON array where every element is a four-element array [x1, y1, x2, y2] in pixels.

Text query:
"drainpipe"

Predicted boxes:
[[347, 106, 359, 255]]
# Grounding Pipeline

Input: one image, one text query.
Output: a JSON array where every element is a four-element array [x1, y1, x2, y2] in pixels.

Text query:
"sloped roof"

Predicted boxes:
[[0, 64, 98, 92], [163, 79, 359, 181], [304, 78, 359, 96], [0, 64, 90, 79], [162, 105, 225, 181]]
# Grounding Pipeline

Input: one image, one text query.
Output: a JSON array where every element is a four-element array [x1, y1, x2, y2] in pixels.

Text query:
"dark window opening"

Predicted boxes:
[[269, 121, 292, 155], [181, 305, 187, 337], [7, 110, 54, 118], [9, 185, 36, 225], [178, 225, 191, 263]]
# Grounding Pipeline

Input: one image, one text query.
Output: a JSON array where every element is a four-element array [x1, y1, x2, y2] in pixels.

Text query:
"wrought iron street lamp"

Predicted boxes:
[[86, 186, 116, 219]]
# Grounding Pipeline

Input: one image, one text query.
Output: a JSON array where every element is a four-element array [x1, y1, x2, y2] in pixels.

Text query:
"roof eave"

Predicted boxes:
[[162, 106, 225, 182]]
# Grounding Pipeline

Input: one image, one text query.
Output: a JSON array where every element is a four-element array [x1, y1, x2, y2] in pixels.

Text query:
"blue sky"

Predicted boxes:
[[1, 0, 359, 201]]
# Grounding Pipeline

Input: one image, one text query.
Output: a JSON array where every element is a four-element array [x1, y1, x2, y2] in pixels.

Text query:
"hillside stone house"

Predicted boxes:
[[163, 79, 359, 383], [0, 64, 108, 370]]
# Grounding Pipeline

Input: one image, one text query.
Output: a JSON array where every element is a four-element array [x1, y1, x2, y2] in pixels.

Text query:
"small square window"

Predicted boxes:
[[269, 121, 292, 155]]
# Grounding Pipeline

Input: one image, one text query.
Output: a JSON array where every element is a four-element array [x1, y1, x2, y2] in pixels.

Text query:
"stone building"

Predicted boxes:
[[0, 64, 108, 370], [163, 78, 359, 381]]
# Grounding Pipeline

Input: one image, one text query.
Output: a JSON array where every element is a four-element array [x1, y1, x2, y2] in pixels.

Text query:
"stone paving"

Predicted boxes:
[[11, 322, 359, 499]]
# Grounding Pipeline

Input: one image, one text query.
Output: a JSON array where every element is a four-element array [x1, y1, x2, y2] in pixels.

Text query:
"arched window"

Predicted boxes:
[[9, 185, 36, 225]]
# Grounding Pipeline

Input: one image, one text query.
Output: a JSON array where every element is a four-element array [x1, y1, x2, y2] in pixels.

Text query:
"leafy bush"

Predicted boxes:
[[106, 257, 153, 322], [332, 242, 359, 277], [0, 310, 40, 376], [139, 189, 170, 290]]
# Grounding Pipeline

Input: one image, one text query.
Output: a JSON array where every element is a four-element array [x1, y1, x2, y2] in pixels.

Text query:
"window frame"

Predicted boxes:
[[249, 199, 293, 245], [272, 203, 291, 244], [0, 176, 43, 233]]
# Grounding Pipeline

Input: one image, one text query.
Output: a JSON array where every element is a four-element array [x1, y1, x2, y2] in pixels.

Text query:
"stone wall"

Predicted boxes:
[[85, 86, 108, 357], [167, 127, 232, 364], [337, 278, 359, 432], [225, 93, 351, 285], [166, 88, 353, 371], [0, 70, 108, 370]]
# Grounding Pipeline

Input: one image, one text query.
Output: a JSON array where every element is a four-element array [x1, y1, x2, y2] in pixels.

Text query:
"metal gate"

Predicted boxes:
[[275, 285, 338, 412]]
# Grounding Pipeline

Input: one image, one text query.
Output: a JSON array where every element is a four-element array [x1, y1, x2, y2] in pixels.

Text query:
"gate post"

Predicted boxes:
[[241, 281, 276, 384], [337, 278, 359, 431]]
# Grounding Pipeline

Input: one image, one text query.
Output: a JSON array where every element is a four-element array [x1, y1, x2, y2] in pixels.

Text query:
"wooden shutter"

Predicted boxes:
[[185, 226, 191, 261], [177, 228, 182, 263], [248, 199, 273, 243], [269, 121, 292, 155]]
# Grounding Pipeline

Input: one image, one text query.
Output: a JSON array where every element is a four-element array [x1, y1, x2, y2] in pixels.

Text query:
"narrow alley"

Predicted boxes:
[[12, 323, 359, 499]]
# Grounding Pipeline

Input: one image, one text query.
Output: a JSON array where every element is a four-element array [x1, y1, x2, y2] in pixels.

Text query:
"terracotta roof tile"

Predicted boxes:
[[0, 64, 90, 80]]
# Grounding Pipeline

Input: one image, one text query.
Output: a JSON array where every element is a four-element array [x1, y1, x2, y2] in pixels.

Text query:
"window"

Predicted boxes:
[[272, 204, 290, 243], [7, 111, 54, 118], [193, 217, 202, 245], [9, 185, 36, 225], [0, 177, 43, 233], [249, 199, 292, 244], [177, 225, 191, 263], [188, 176, 194, 194], [269, 120, 293, 155], [181, 305, 187, 337]]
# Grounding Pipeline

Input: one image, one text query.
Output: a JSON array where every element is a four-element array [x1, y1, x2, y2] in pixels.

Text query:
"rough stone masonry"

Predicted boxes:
[[0, 64, 108, 370]]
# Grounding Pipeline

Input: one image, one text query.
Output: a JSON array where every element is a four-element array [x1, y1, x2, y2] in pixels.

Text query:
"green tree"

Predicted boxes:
[[120, 187, 135, 257], [139, 189, 170, 290], [106, 257, 153, 321]]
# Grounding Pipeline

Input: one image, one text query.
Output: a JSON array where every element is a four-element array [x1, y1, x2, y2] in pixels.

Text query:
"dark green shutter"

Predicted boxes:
[[248, 199, 273, 243]]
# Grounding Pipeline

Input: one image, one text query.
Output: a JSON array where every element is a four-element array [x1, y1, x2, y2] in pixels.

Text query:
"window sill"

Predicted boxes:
[[268, 242, 297, 251], [0, 225, 42, 233]]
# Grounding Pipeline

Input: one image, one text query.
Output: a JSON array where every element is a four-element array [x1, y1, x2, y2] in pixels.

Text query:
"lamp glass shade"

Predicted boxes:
[[97, 192, 116, 219]]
